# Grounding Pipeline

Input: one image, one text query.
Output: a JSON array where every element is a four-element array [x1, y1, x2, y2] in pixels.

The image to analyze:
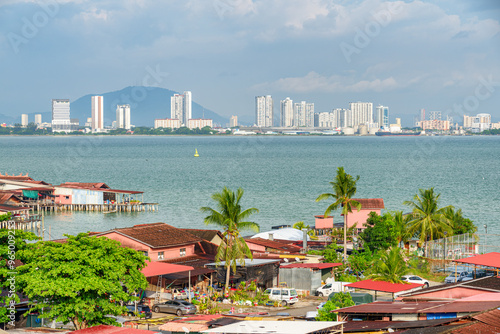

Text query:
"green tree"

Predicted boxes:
[[443, 207, 477, 235], [0, 225, 39, 324], [17, 233, 148, 330], [200, 187, 259, 292], [360, 212, 398, 252], [367, 247, 408, 283], [316, 292, 355, 321], [293, 221, 309, 230], [348, 249, 375, 277], [392, 210, 410, 246], [316, 167, 361, 261], [404, 188, 453, 244]]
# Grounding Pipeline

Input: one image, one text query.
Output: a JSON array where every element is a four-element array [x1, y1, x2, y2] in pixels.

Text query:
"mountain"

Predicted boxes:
[[70, 86, 227, 127]]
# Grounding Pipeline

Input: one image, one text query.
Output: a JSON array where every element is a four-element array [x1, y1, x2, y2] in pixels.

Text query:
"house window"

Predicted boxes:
[[142, 251, 148, 257], [180, 248, 186, 257], [157, 252, 164, 260]]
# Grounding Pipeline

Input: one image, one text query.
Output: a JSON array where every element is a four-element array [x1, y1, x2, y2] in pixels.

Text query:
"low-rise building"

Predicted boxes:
[[154, 118, 181, 129], [344, 198, 385, 230], [187, 118, 213, 129]]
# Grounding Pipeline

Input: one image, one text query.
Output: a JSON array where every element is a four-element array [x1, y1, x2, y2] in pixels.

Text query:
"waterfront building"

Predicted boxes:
[[420, 119, 450, 131], [21, 114, 28, 127], [316, 111, 336, 128], [349, 102, 373, 128], [464, 113, 491, 132], [332, 108, 351, 128], [345, 198, 384, 230], [230, 115, 238, 127], [171, 91, 192, 126], [91, 96, 104, 132], [255, 95, 273, 127], [187, 118, 213, 129], [280, 97, 293, 127], [293, 101, 315, 127], [390, 118, 402, 132], [305, 103, 314, 127], [154, 118, 181, 129], [375, 105, 389, 129], [116, 104, 131, 130], [34, 114, 42, 126], [51, 99, 72, 132]]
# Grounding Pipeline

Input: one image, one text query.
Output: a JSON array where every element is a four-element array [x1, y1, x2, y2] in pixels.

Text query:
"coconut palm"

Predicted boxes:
[[404, 188, 453, 244], [367, 247, 409, 283], [443, 207, 477, 235], [200, 187, 259, 292], [316, 167, 361, 261], [392, 211, 410, 247], [293, 221, 309, 230]]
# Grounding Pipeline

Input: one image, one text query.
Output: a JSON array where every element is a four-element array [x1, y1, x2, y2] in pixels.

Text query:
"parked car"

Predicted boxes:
[[459, 270, 494, 282], [444, 271, 468, 283], [152, 300, 197, 316], [316, 301, 327, 310], [125, 304, 152, 319], [315, 282, 354, 296], [401, 275, 430, 288], [264, 287, 299, 306]]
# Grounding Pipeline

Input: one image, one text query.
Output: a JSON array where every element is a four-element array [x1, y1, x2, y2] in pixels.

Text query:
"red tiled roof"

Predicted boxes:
[[182, 228, 223, 242], [0, 204, 31, 212], [280, 262, 342, 269], [351, 198, 385, 209], [453, 252, 500, 269], [452, 322, 500, 334], [346, 279, 423, 293], [141, 261, 194, 278], [99, 223, 202, 248]]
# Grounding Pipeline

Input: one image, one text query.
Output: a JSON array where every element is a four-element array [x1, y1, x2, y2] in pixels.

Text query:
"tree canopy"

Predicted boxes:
[[17, 233, 148, 330], [316, 292, 355, 321], [360, 212, 398, 252], [367, 247, 408, 284]]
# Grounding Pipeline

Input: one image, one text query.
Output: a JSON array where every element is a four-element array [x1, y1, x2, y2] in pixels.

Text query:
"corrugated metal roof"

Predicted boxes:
[[346, 279, 423, 293], [351, 198, 385, 209], [68, 325, 159, 334], [141, 261, 194, 278], [473, 308, 500, 327], [336, 301, 450, 314], [280, 262, 342, 269], [205, 259, 280, 267]]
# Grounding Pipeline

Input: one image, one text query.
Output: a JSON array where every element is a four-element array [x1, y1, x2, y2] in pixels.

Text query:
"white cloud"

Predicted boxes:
[[253, 71, 399, 93]]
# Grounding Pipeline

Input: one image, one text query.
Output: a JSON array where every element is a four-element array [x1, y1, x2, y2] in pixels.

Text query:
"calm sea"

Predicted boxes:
[[1, 135, 499, 241]]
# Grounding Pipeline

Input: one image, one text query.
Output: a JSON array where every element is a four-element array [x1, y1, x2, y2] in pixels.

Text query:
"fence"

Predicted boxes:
[[424, 233, 500, 260]]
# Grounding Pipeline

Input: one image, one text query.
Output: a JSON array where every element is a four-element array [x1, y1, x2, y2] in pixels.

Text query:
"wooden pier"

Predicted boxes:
[[0, 215, 42, 237], [25, 202, 159, 213]]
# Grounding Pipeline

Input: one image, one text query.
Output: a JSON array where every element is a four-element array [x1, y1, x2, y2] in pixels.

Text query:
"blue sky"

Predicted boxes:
[[1, 0, 499, 125]]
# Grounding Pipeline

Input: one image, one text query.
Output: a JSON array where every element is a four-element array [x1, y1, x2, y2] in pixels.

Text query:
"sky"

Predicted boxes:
[[1, 0, 499, 126]]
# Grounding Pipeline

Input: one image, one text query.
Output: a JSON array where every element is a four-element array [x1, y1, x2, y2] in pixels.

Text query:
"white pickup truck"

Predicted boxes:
[[315, 282, 354, 296]]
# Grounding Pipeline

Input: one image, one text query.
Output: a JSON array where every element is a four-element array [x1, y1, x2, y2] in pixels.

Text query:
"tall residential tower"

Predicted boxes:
[[116, 104, 131, 130], [171, 91, 192, 126], [91, 96, 104, 132], [51, 99, 71, 132], [255, 95, 273, 127]]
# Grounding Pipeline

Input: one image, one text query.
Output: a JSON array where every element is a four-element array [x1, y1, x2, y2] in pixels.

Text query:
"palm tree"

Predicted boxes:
[[443, 207, 477, 235], [316, 167, 361, 261], [293, 221, 309, 230], [200, 187, 259, 292], [367, 247, 409, 283], [392, 211, 410, 247], [404, 188, 453, 245]]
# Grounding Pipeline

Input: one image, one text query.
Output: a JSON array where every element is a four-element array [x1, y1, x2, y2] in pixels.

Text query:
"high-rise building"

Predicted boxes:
[[316, 112, 336, 128], [51, 99, 71, 132], [420, 108, 426, 122], [428, 111, 441, 121], [116, 104, 131, 130], [280, 97, 293, 127], [305, 103, 314, 127], [35, 114, 42, 125], [171, 91, 192, 126], [464, 113, 491, 132], [332, 108, 352, 128], [375, 105, 389, 129], [293, 101, 306, 127], [230, 115, 238, 127], [91, 96, 104, 132], [349, 102, 373, 128], [255, 95, 273, 127], [21, 114, 28, 127]]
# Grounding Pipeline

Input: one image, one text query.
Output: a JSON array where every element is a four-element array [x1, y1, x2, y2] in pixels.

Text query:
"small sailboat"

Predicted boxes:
[[194, 148, 199, 157]]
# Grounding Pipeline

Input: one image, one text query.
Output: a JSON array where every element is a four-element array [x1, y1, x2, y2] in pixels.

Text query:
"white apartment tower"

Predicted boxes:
[[51, 99, 71, 132], [305, 103, 314, 127], [171, 91, 192, 126], [293, 101, 306, 127], [280, 97, 293, 127], [116, 104, 131, 130], [255, 95, 273, 127], [91, 96, 104, 132], [230, 115, 238, 127], [375, 105, 389, 129], [35, 114, 42, 125], [21, 114, 28, 127], [349, 102, 373, 128]]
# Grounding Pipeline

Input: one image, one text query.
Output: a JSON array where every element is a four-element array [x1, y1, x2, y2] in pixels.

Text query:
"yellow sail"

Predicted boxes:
[[194, 148, 199, 157]]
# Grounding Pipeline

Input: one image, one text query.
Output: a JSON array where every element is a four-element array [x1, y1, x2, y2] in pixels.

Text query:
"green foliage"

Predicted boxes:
[[360, 212, 398, 252], [348, 249, 376, 275], [0, 213, 11, 222], [316, 292, 355, 321], [404, 188, 453, 243], [17, 233, 148, 330], [444, 207, 477, 235], [367, 247, 409, 283], [0, 228, 39, 324], [200, 187, 259, 292], [316, 167, 361, 261]]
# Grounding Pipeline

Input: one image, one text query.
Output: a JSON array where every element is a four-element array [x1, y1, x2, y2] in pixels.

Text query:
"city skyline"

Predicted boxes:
[[1, 1, 499, 125]]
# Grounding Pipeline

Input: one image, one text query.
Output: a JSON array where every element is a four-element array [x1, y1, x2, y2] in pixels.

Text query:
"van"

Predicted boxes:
[[264, 287, 299, 306]]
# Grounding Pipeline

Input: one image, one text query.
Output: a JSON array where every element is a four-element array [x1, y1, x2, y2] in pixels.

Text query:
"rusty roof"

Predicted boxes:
[[473, 308, 500, 327], [245, 237, 302, 252], [182, 228, 223, 242], [280, 262, 342, 269], [99, 223, 202, 248], [351, 198, 385, 209], [0, 172, 34, 181]]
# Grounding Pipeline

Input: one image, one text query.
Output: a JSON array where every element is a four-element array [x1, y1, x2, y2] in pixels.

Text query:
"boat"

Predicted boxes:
[[375, 131, 421, 136], [194, 148, 199, 157]]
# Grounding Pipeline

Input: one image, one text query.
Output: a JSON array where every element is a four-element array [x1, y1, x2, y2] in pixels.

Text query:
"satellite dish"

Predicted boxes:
[[182, 327, 190, 333], [284, 258, 289, 262], [295, 257, 300, 262]]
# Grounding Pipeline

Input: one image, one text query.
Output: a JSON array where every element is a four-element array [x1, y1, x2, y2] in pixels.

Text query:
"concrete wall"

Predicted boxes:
[[279, 267, 322, 292], [72, 189, 103, 205], [345, 209, 381, 229]]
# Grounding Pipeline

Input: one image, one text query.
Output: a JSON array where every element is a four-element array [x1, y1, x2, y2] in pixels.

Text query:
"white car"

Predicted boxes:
[[401, 275, 429, 288], [264, 288, 299, 306]]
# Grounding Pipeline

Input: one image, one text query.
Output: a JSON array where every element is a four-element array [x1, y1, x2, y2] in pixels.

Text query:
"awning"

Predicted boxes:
[[346, 279, 423, 293], [141, 261, 195, 278], [453, 252, 500, 269]]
